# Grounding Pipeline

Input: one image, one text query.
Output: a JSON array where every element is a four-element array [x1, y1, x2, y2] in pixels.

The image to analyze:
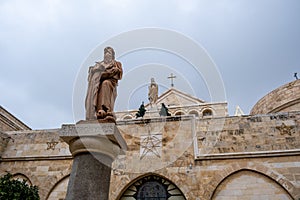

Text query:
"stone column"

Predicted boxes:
[[59, 121, 127, 200]]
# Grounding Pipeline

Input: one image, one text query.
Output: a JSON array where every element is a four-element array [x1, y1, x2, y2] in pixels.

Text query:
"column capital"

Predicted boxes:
[[59, 121, 127, 160]]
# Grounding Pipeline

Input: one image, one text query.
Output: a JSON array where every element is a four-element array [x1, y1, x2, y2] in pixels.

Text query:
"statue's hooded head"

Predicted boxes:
[[150, 78, 157, 86], [104, 46, 115, 63]]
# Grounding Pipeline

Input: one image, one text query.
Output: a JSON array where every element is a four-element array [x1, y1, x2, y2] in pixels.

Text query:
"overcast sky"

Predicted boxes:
[[0, 0, 299, 129]]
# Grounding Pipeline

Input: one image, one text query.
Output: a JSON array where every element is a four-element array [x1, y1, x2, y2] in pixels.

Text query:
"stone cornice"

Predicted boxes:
[[59, 122, 127, 159], [196, 149, 300, 160], [0, 106, 31, 131], [0, 155, 73, 162]]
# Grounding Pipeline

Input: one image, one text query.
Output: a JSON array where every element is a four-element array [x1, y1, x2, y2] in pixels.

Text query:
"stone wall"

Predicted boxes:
[[111, 150, 300, 199], [212, 170, 293, 200], [2, 130, 70, 158], [0, 130, 72, 199], [0, 112, 299, 199], [0, 160, 72, 199], [110, 113, 300, 200], [0, 131, 9, 157], [47, 175, 69, 200], [196, 112, 300, 157]]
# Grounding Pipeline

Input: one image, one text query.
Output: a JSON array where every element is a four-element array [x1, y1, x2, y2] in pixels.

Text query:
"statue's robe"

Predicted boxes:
[[148, 84, 158, 104], [85, 61, 122, 120]]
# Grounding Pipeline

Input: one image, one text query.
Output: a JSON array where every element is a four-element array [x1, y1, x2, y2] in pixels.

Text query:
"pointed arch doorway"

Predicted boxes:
[[118, 174, 186, 200]]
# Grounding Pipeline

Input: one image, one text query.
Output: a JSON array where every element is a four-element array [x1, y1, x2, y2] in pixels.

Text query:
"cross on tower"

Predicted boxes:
[[168, 73, 176, 87]]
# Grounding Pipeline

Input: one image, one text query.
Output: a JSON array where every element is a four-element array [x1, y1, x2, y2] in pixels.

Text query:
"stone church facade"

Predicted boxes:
[[0, 79, 300, 200]]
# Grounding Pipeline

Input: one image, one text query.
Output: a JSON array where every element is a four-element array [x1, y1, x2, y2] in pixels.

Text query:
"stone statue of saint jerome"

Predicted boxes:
[[85, 47, 122, 122]]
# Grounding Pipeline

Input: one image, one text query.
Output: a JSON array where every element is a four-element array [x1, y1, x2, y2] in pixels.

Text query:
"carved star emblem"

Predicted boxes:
[[276, 123, 292, 135], [140, 134, 162, 160], [47, 140, 58, 150]]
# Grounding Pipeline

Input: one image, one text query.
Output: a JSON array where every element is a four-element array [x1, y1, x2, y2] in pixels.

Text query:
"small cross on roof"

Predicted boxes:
[[168, 73, 176, 87]]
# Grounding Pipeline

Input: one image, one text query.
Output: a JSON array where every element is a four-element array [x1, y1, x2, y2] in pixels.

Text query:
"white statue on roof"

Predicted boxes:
[[148, 78, 158, 105]]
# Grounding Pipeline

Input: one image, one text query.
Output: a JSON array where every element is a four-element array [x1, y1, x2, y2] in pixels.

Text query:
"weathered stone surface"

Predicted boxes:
[[66, 153, 112, 200], [0, 159, 72, 199], [251, 79, 300, 115], [212, 170, 293, 200], [195, 112, 300, 159], [2, 130, 70, 158], [1, 80, 300, 200], [60, 122, 127, 200], [109, 112, 300, 200], [0, 113, 299, 200], [59, 122, 127, 154], [0, 131, 10, 157]]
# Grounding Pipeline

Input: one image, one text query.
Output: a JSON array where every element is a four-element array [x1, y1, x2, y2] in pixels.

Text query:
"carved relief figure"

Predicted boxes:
[[148, 78, 158, 105], [85, 47, 123, 121]]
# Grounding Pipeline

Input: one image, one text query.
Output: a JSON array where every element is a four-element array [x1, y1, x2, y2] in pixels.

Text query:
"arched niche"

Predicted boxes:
[[174, 111, 185, 116], [47, 175, 69, 200], [123, 115, 133, 120], [211, 170, 293, 199], [12, 173, 32, 186], [118, 174, 186, 200], [202, 108, 213, 117], [188, 110, 199, 117]]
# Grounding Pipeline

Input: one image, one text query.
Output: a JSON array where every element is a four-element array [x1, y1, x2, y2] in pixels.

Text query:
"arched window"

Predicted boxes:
[[202, 109, 213, 117], [119, 174, 186, 200], [47, 175, 69, 200], [175, 111, 185, 116], [123, 115, 133, 120], [188, 110, 199, 117], [12, 173, 32, 186]]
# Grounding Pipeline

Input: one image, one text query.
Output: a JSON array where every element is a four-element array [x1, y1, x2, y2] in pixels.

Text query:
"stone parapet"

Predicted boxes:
[[195, 111, 300, 159]]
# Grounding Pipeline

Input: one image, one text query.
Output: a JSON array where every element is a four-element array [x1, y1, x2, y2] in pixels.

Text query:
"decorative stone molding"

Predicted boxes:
[[68, 136, 121, 159], [0, 106, 31, 131], [59, 121, 127, 159]]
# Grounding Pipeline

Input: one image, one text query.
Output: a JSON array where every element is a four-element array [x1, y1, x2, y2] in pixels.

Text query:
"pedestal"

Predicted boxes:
[[59, 121, 127, 200]]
